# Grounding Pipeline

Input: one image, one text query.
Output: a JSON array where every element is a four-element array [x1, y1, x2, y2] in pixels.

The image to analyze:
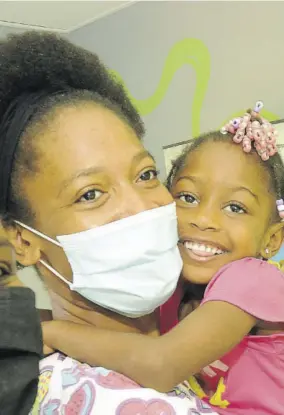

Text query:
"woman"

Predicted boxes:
[[0, 31, 217, 414], [0, 225, 42, 415]]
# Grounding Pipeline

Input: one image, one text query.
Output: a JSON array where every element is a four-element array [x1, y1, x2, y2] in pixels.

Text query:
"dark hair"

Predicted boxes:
[[167, 131, 284, 216], [0, 31, 144, 224]]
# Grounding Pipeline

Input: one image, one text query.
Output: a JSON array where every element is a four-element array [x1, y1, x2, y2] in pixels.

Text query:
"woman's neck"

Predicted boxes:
[[49, 289, 160, 336]]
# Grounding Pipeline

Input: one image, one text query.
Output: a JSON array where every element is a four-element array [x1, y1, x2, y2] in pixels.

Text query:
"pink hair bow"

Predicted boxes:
[[221, 101, 278, 161]]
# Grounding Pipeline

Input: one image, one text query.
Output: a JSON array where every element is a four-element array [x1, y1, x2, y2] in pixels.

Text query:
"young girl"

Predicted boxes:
[[43, 102, 284, 414], [0, 225, 42, 415]]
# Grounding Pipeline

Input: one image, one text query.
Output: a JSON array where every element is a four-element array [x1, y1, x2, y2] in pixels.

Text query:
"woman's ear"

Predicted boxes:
[[261, 221, 284, 259], [4, 225, 41, 266]]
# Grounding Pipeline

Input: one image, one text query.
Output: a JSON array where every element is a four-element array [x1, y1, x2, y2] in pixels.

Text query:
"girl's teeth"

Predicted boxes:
[[184, 241, 224, 255]]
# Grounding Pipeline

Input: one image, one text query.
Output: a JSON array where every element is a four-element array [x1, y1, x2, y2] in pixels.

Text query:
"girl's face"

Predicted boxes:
[[171, 140, 282, 285], [0, 225, 18, 285], [14, 103, 172, 303]]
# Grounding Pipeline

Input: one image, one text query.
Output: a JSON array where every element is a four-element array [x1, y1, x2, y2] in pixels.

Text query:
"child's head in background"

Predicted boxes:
[[0, 223, 21, 286], [167, 103, 284, 286]]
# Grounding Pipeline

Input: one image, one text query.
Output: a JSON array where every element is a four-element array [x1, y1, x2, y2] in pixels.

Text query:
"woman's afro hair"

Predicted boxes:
[[0, 30, 144, 137]]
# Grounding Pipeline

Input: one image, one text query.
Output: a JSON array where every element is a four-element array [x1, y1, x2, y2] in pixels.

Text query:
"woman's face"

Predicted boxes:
[[18, 103, 172, 295]]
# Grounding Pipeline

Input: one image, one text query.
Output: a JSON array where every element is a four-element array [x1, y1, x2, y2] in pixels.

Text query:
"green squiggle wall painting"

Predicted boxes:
[[110, 38, 279, 138]]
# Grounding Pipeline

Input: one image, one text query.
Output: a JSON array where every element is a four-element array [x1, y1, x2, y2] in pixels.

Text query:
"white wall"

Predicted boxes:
[[18, 266, 51, 309], [69, 1, 284, 177]]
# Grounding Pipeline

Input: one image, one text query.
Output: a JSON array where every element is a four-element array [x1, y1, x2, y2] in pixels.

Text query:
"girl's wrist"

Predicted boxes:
[[42, 320, 63, 350]]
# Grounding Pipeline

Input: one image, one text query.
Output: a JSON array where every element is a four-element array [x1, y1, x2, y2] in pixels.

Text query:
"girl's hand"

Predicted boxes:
[[41, 321, 56, 356], [0, 273, 24, 287], [43, 343, 55, 356], [179, 299, 201, 321]]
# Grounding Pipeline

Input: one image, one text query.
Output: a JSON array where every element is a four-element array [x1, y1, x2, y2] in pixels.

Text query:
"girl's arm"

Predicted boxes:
[[43, 300, 255, 391]]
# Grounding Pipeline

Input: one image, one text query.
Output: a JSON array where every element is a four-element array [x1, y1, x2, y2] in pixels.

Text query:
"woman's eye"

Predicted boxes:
[[77, 189, 103, 203], [138, 169, 159, 182], [178, 194, 198, 205], [224, 204, 246, 214]]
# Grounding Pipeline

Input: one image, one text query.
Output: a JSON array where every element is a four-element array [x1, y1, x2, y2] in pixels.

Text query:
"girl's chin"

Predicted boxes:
[[181, 264, 214, 285]]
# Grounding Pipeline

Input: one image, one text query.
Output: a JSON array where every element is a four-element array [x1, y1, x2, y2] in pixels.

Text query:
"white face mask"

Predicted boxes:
[[16, 202, 182, 318]]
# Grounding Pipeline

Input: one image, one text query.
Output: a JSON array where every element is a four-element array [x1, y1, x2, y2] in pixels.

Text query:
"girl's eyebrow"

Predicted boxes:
[[175, 176, 259, 204], [175, 175, 197, 184], [0, 238, 11, 248], [230, 186, 259, 204]]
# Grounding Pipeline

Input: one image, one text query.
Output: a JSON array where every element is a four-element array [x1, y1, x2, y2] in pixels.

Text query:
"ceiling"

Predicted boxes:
[[0, 1, 135, 32]]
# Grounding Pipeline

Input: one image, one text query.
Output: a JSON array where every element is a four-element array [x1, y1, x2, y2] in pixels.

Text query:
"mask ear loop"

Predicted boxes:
[[14, 220, 72, 287], [14, 220, 62, 247], [39, 259, 72, 287]]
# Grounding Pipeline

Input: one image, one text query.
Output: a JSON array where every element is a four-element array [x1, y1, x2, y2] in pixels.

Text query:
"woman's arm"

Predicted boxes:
[[43, 300, 255, 391]]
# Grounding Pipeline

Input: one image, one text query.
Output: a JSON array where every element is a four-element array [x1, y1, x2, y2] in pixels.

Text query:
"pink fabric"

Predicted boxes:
[[200, 258, 284, 414]]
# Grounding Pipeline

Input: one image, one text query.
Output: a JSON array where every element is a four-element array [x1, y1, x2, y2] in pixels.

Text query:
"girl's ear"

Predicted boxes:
[[5, 225, 41, 266], [261, 222, 284, 259]]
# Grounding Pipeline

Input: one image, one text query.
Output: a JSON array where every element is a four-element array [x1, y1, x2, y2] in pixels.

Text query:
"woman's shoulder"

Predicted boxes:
[[32, 353, 218, 414]]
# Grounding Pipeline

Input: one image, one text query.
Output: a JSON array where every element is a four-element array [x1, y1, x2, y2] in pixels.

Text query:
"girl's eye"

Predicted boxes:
[[178, 194, 198, 205], [138, 169, 159, 182], [0, 266, 10, 278], [77, 189, 103, 203], [224, 204, 246, 214]]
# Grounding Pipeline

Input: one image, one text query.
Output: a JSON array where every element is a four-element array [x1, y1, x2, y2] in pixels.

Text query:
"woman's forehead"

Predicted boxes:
[[36, 104, 146, 181]]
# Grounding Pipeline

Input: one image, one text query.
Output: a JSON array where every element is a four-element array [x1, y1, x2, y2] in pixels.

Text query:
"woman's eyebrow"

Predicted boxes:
[[57, 151, 156, 197], [131, 150, 156, 166], [57, 166, 104, 197]]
